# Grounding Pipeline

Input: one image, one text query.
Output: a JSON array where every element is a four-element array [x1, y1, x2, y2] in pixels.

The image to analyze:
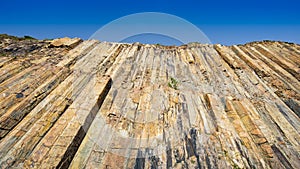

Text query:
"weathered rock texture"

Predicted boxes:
[[0, 35, 299, 169]]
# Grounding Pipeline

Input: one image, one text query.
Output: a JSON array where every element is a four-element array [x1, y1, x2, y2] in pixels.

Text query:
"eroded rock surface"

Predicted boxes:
[[0, 36, 299, 169], [49, 37, 82, 48]]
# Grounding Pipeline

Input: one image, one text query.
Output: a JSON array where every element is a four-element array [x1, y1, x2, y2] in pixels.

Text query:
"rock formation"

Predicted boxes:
[[0, 35, 299, 168]]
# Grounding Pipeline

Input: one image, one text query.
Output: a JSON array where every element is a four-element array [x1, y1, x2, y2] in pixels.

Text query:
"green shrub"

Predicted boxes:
[[168, 77, 179, 90], [23, 35, 37, 40]]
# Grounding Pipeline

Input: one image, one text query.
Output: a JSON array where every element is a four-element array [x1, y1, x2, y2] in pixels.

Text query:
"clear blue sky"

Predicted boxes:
[[0, 0, 299, 45]]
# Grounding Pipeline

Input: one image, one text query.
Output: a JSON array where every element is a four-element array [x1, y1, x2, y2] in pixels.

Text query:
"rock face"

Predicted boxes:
[[0, 36, 299, 169]]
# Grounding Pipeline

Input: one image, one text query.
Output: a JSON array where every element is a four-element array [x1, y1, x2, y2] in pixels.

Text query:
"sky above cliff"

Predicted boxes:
[[0, 0, 299, 45]]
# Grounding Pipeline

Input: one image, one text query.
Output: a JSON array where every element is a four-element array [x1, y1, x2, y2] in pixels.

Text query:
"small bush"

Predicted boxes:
[[168, 77, 179, 90], [23, 35, 37, 40]]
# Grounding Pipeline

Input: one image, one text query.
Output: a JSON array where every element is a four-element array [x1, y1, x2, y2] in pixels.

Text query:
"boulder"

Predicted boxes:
[[49, 37, 82, 48]]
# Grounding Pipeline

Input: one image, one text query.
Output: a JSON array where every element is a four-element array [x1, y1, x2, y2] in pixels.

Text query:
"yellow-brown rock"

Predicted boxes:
[[50, 37, 82, 48], [0, 36, 299, 169]]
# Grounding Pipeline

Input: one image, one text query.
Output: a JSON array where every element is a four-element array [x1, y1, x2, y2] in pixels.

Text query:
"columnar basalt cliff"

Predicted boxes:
[[0, 35, 299, 169]]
